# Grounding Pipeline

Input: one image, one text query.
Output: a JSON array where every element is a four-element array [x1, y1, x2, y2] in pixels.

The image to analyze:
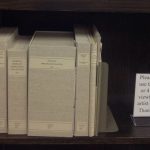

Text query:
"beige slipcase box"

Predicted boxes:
[[74, 26, 90, 136], [8, 36, 31, 134], [90, 26, 103, 136], [28, 31, 76, 137], [0, 27, 18, 133], [88, 30, 98, 137], [89, 26, 118, 135]]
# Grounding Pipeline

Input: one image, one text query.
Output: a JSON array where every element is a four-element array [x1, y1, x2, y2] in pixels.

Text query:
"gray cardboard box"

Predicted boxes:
[[28, 31, 76, 137]]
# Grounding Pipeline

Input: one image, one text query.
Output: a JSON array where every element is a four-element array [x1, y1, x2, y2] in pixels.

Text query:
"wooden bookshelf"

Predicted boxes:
[[0, 1, 150, 147], [0, 0, 150, 12]]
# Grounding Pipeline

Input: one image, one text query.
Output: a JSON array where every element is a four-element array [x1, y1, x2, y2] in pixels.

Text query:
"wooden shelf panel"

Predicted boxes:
[[0, 128, 150, 144], [0, 0, 150, 12]]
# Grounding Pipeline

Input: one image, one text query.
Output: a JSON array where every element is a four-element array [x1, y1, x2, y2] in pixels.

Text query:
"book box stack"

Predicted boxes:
[[0, 25, 118, 137]]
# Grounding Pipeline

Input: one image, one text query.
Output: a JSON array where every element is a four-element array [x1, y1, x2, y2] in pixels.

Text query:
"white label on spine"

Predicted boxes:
[[78, 53, 90, 66], [76, 122, 88, 132], [9, 120, 26, 131], [0, 119, 5, 129], [91, 51, 97, 64], [8, 57, 26, 77], [0, 50, 5, 68], [30, 56, 74, 70], [29, 121, 72, 131]]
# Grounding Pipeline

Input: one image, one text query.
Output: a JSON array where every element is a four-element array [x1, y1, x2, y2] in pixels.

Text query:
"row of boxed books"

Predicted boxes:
[[0, 26, 118, 137]]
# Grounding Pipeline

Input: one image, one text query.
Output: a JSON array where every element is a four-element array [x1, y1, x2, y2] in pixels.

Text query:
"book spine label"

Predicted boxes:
[[0, 119, 6, 132], [77, 53, 90, 66], [29, 121, 72, 132], [30, 56, 74, 70], [76, 122, 88, 134], [0, 50, 6, 68], [8, 57, 26, 77], [9, 120, 26, 133]]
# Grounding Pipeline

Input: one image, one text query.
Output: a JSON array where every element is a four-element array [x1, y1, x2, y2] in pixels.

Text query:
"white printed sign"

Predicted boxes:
[[133, 74, 150, 117]]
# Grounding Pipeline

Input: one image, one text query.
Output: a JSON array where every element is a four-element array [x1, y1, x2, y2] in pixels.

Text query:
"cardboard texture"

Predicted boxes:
[[28, 31, 76, 137], [0, 27, 18, 133], [74, 26, 90, 136], [8, 36, 31, 134]]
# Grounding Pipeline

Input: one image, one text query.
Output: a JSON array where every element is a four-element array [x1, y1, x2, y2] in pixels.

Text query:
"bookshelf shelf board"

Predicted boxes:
[[1, 0, 150, 12], [1, 103, 150, 144], [0, 129, 150, 144]]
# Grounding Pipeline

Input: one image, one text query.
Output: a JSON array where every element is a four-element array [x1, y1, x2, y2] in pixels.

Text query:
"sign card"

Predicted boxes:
[[133, 74, 150, 117]]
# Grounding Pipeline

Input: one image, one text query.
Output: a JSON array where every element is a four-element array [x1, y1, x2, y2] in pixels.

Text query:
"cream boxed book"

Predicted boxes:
[[0, 27, 18, 133], [74, 26, 91, 136], [28, 31, 76, 137], [89, 26, 117, 135], [90, 26, 103, 136], [8, 36, 31, 134], [91, 26, 118, 135], [88, 29, 98, 137]]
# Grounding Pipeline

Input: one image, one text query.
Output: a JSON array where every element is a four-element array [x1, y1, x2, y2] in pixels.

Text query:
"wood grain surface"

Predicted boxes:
[[0, 0, 150, 12]]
